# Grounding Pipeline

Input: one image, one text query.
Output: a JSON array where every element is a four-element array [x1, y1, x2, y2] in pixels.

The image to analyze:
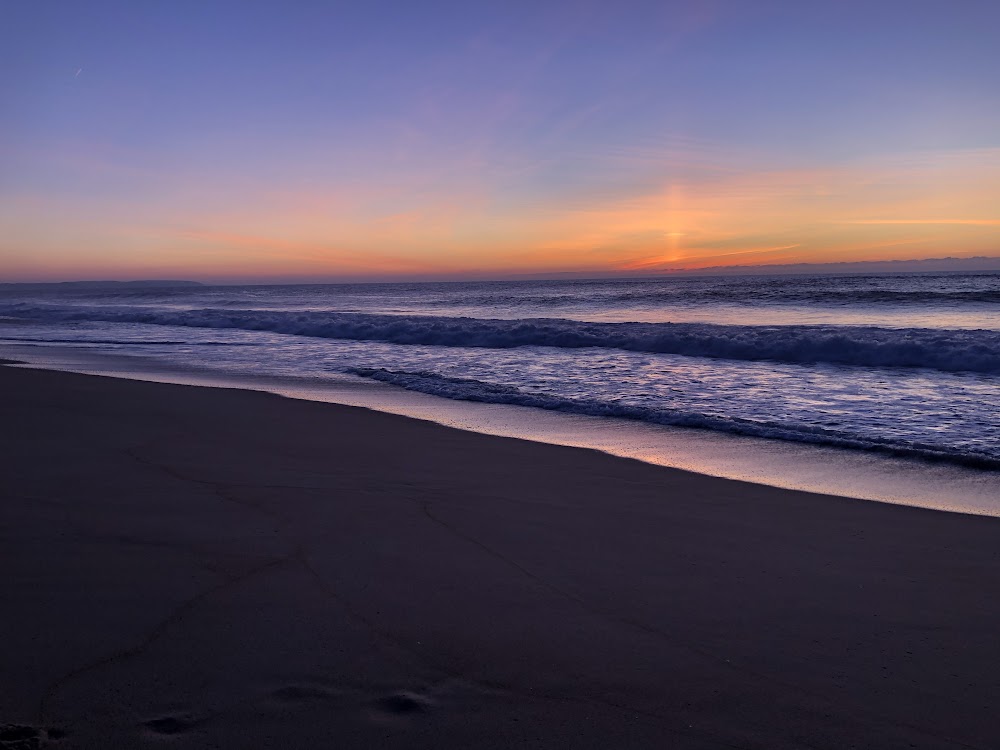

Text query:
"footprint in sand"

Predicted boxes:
[[142, 716, 195, 736], [375, 691, 434, 716], [0, 724, 64, 749]]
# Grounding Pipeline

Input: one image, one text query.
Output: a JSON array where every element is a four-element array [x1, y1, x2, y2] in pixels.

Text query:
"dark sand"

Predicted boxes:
[[2, 364, 999, 749]]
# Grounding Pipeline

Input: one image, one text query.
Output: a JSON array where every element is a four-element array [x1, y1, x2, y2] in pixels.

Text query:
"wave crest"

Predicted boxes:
[[3, 304, 999, 374]]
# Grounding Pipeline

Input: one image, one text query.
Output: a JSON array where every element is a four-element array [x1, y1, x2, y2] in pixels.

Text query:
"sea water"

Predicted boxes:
[[2, 273, 998, 513]]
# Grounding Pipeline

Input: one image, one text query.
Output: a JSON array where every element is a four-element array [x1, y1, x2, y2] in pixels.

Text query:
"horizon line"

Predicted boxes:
[[3, 254, 1000, 287]]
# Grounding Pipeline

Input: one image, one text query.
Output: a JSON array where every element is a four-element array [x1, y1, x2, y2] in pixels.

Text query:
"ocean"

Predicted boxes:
[[2, 272, 999, 513]]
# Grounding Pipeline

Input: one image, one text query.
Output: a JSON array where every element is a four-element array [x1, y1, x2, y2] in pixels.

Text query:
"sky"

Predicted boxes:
[[2, 0, 999, 282]]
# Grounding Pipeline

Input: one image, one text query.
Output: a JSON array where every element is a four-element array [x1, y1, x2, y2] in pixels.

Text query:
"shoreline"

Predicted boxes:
[[4, 342, 999, 517], [4, 363, 1000, 748]]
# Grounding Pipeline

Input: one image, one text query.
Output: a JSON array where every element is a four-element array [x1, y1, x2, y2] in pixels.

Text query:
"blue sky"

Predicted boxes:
[[2, 0, 999, 281]]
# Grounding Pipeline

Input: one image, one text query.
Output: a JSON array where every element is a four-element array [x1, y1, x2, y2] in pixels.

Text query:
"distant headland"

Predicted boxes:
[[659, 255, 1000, 277], [0, 280, 203, 289]]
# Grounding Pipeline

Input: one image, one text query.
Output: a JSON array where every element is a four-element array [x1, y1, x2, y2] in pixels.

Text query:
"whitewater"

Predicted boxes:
[[2, 272, 999, 478]]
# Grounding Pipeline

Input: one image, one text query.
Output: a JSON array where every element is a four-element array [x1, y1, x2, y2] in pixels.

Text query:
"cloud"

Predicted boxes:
[[838, 219, 1000, 225]]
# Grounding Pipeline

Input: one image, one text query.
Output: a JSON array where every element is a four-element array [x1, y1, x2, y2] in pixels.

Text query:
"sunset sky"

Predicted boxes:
[[2, 0, 999, 282]]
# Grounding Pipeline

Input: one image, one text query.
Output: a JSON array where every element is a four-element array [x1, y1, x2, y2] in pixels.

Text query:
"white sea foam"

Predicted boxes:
[[350, 368, 1000, 469]]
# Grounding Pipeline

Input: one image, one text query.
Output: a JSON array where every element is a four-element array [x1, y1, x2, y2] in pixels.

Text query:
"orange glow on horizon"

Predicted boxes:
[[2, 146, 998, 282]]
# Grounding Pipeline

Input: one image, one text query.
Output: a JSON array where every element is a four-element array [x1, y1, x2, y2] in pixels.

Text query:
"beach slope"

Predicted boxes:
[[2, 364, 999, 749]]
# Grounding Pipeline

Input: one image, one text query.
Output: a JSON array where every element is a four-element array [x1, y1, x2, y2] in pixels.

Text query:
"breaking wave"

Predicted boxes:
[[351, 368, 1000, 469], [2, 304, 999, 374]]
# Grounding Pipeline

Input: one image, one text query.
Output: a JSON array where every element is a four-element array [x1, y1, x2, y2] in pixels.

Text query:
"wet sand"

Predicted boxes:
[[2, 363, 999, 749]]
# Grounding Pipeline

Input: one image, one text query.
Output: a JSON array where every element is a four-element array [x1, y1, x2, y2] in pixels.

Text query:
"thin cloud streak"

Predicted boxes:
[[839, 219, 1000, 226]]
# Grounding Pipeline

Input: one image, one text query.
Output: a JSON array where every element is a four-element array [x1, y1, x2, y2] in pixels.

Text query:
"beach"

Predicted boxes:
[[3, 362, 1000, 749]]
